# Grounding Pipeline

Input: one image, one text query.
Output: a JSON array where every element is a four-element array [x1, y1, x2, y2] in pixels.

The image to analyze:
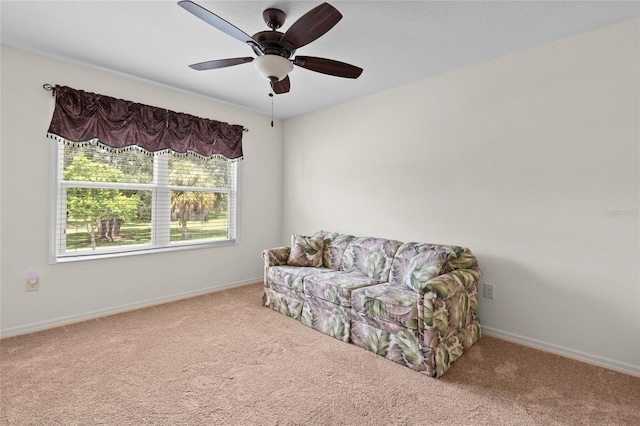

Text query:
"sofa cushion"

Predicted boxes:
[[287, 234, 324, 267], [268, 265, 330, 292], [303, 271, 381, 307], [268, 282, 306, 300], [351, 283, 420, 330], [313, 230, 355, 270], [341, 237, 402, 282]]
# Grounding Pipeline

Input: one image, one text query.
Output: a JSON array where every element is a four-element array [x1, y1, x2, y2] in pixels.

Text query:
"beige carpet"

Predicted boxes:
[[1, 282, 639, 426]]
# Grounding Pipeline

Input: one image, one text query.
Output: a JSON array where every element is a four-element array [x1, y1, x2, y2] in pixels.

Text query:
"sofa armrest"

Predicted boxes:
[[422, 267, 482, 300], [262, 247, 291, 286], [263, 246, 291, 268], [421, 268, 482, 345], [420, 267, 482, 377]]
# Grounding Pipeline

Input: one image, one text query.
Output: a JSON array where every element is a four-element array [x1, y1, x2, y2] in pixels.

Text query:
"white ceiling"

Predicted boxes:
[[2, 1, 640, 120]]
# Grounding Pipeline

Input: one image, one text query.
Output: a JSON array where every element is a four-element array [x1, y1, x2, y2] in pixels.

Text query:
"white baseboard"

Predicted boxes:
[[0, 278, 262, 339], [481, 326, 640, 378]]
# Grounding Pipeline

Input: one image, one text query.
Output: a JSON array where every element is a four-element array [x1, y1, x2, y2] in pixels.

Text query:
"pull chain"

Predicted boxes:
[[269, 92, 274, 127]]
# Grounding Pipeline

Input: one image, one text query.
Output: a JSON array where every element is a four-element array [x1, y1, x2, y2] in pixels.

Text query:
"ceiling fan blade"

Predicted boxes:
[[178, 1, 259, 48], [279, 3, 342, 51], [189, 57, 254, 71], [293, 56, 363, 79], [272, 75, 291, 94]]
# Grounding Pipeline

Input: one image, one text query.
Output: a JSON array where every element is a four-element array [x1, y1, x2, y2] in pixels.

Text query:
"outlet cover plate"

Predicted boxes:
[[483, 283, 494, 299]]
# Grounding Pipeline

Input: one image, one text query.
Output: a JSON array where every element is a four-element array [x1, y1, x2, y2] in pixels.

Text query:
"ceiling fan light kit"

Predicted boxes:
[[253, 55, 293, 83], [178, 1, 363, 94]]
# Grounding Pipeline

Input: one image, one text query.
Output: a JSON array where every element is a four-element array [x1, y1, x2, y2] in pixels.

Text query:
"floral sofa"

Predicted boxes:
[[261, 230, 482, 377]]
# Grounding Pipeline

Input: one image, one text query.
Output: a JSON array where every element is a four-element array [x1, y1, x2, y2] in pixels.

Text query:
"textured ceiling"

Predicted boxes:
[[2, 1, 640, 119]]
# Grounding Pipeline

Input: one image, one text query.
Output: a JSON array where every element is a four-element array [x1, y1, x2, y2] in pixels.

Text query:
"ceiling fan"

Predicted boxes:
[[177, 1, 363, 94]]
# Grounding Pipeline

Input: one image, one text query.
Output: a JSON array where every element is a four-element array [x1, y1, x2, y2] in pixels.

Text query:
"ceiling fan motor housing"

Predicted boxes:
[[252, 30, 295, 58]]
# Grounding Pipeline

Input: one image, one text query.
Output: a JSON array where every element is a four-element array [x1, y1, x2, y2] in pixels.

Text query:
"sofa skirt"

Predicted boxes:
[[263, 284, 482, 378], [431, 320, 481, 377], [301, 296, 351, 342], [350, 320, 431, 375], [262, 287, 305, 321]]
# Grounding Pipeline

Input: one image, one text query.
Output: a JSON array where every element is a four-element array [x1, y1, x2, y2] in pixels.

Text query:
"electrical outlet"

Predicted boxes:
[[26, 276, 39, 292], [483, 283, 494, 299]]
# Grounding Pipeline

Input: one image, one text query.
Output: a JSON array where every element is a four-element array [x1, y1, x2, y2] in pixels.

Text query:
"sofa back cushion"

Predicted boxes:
[[390, 242, 479, 290], [313, 230, 355, 270], [402, 251, 450, 292], [341, 237, 403, 282]]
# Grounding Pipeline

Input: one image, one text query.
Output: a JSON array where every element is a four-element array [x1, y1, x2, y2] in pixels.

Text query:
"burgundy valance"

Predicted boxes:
[[47, 85, 244, 161]]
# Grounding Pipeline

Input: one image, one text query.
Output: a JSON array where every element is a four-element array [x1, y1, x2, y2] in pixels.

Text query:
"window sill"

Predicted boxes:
[[51, 239, 237, 264]]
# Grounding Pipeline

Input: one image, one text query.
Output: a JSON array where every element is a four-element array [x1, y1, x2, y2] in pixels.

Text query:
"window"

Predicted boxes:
[[46, 85, 245, 262], [51, 141, 239, 262]]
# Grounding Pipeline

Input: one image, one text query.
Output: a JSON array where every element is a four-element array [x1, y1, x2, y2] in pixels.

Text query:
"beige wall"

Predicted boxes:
[[2, 19, 638, 376], [0, 46, 283, 336], [283, 19, 640, 374]]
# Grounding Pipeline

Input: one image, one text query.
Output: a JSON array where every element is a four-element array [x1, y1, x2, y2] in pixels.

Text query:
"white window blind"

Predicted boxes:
[[52, 141, 238, 261]]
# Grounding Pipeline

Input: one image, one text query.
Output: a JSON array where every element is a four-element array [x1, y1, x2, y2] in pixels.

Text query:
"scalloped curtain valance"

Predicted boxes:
[[47, 85, 244, 161]]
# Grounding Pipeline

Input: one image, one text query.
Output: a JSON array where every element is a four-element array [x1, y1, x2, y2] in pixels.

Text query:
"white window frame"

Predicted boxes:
[[49, 140, 241, 263]]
